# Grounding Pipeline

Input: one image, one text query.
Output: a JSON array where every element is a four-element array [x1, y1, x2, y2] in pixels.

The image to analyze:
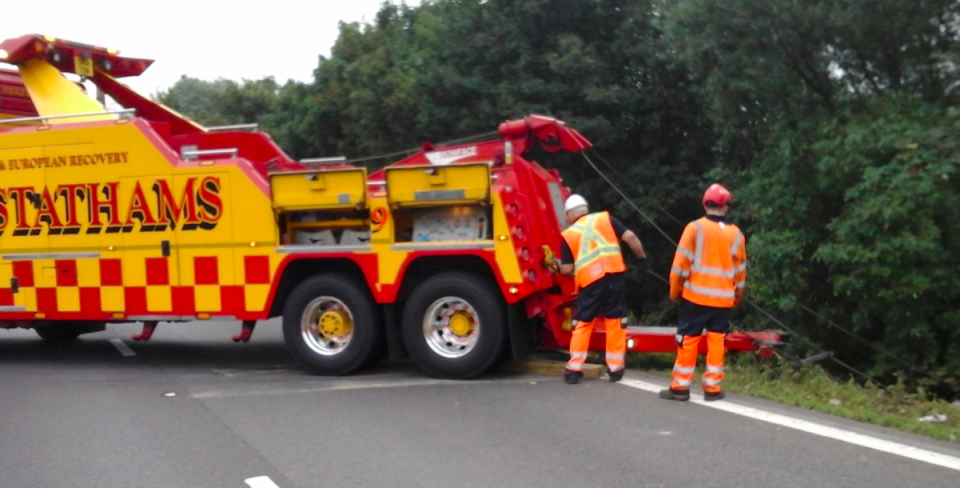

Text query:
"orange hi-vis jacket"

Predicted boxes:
[[669, 216, 747, 308], [562, 212, 626, 291]]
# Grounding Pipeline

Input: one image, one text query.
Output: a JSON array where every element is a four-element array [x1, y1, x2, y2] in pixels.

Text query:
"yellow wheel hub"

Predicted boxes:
[[318, 310, 352, 339], [449, 312, 475, 337]]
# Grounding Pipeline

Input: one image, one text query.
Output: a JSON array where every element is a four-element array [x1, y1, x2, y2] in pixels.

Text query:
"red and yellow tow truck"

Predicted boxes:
[[0, 35, 781, 378]]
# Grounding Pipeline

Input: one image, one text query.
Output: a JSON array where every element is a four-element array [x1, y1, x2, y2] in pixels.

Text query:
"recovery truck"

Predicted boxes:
[[0, 35, 781, 378]]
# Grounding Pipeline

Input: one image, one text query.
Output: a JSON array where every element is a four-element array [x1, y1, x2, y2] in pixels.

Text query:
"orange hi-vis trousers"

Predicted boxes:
[[670, 331, 726, 393], [566, 317, 626, 374]]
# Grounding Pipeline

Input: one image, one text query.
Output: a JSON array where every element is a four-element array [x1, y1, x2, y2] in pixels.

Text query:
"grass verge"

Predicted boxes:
[[626, 352, 960, 444]]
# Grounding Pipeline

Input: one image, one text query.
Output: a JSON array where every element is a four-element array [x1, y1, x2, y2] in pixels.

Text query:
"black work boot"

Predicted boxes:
[[658, 388, 690, 401], [704, 391, 726, 402], [607, 368, 624, 383], [564, 370, 583, 385]]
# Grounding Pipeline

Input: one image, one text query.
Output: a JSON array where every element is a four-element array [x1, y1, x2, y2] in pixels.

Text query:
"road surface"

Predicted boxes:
[[1, 319, 958, 488]]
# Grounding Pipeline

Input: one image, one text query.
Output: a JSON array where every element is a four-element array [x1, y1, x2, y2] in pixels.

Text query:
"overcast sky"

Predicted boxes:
[[2, 0, 421, 96]]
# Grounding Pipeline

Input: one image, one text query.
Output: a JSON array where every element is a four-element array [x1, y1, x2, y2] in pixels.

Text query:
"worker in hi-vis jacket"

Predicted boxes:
[[660, 184, 746, 402], [559, 194, 647, 385]]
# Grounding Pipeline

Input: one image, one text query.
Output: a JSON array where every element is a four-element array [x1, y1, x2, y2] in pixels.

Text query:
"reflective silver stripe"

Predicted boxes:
[[673, 378, 692, 387], [566, 363, 584, 371], [673, 365, 696, 375], [693, 220, 704, 270], [577, 214, 601, 255], [3, 252, 101, 260], [706, 365, 725, 374], [703, 377, 722, 386], [735, 262, 748, 274], [391, 242, 494, 252], [671, 266, 690, 278], [278, 245, 372, 254], [730, 231, 745, 256], [570, 352, 588, 359], [693, 265, 736, 279], [606, 353, 625, 361], [735, 282, 746, 289], [608, 365, 625, 373], [676, 246, 695, 261], [683, 282, 736, 299], [575, 245, 623, 269]]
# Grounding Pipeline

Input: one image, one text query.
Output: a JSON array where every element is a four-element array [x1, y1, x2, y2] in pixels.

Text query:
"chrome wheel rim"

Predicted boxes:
[[300, 296, 353, 356], [422, 297, 480, 359]]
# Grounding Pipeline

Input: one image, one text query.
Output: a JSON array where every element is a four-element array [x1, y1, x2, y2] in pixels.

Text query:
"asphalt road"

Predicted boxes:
[[1, 319, 958, 488]]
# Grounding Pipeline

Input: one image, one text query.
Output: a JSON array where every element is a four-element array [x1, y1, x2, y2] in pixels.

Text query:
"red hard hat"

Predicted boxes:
[[702, 183, 733, 207]]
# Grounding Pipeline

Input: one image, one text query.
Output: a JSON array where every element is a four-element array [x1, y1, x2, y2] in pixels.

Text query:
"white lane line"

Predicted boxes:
[[109, 338, 136, 357], [619, 378, 960, 472], [245, 476, 281, 488]]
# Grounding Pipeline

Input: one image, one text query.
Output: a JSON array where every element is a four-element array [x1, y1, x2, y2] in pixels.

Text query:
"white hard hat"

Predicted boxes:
[[564, 194, 588, 212]]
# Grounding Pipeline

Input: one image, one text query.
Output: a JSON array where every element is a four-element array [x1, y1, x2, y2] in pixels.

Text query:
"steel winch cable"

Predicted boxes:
[[587, 149, 685, 226], [582, 151, 679, 247]]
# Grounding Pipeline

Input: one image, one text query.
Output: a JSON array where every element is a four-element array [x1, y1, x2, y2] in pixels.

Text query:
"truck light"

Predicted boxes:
[[43, 35, 56, 42], [498, 235, 508, 241], [107, 245, 116, 251], [35, 313, 46, 319], [249, 242, 257, 248], [197, 313, 211, 320], [112, 313, 125, 319], [508, 286, 519, 295], [0, 49, 7, 60], [627, 338, 636, 350]]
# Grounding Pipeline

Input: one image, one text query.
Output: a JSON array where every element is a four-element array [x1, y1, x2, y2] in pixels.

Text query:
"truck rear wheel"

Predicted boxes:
[[401, 272, 506, 379], [282, 274, 381, 375], [34, 321, 106, 344]]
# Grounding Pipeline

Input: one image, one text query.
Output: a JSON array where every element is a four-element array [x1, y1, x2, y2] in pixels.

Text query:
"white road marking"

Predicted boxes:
[[618, 377, 960, 472], [245, 476, 281, 488], [109, 338, 136, 357]]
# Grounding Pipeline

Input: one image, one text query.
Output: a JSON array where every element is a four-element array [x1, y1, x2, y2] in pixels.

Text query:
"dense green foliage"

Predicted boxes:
[[157, 0, 960, 394]]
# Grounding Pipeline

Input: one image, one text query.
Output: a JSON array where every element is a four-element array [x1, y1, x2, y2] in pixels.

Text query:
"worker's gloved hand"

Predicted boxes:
[[620, 317, 629, 329], [542, 245, 560, 272]]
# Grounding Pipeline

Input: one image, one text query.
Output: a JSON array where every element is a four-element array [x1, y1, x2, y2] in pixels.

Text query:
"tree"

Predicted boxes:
[[157, 76, 280, 128]]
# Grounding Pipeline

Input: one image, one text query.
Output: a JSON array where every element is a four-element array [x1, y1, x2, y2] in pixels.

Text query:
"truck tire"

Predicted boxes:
[[282, 274, 381, 375], [34, 321, 106, 344], [401, 272, 506, 379]]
